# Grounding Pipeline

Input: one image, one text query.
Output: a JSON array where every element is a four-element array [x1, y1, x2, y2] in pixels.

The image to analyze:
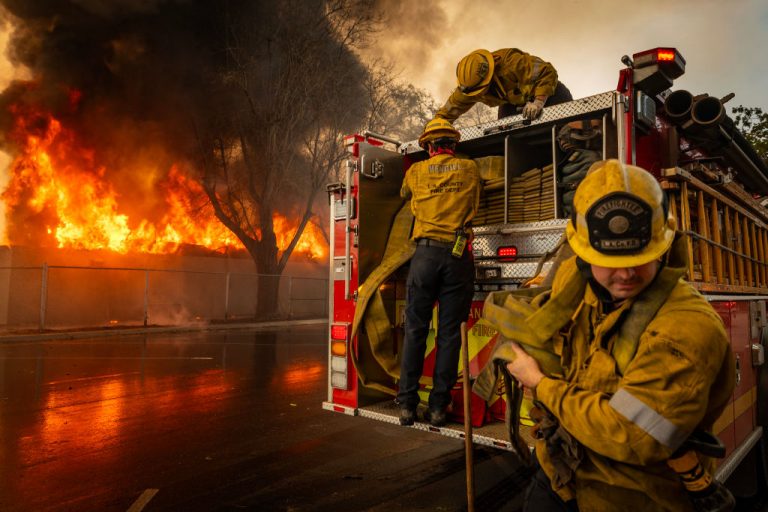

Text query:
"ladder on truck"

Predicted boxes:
[[661, 165, 768, 293]]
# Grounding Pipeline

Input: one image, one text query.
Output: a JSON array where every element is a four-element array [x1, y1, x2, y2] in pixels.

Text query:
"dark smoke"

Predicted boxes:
[[0, 0, 226, 233], [0, 0, 370, 240], [0, 0, 221, 148], [370, 0, 448, 68]]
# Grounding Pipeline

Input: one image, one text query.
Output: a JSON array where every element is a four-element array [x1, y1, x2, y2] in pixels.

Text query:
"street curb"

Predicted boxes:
[[0, 318, 328, 343]]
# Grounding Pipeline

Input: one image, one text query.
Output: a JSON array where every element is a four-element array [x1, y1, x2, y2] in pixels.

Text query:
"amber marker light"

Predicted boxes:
[[331, 341, 347, 357]]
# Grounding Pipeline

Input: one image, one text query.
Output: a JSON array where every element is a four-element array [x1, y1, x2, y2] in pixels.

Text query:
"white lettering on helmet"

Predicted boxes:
[[592, 198, 644, 219], [600, 238, 641, 250]]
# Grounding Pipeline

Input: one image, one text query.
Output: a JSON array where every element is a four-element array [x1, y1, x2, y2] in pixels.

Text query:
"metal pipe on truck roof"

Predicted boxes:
[[664, 90, 695, 124]]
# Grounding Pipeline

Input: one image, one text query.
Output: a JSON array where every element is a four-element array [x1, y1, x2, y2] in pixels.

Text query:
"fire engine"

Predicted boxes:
[[323, 47, 768, 497]]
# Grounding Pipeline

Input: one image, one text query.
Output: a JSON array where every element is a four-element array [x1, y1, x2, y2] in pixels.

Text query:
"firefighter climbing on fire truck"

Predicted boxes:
[[397, 118, 481, 427], [476, 160, 737, 511], [435, 48, 573, 122]]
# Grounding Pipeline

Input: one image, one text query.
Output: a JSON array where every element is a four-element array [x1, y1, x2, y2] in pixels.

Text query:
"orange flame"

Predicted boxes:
[[1, 102, 327, 259]]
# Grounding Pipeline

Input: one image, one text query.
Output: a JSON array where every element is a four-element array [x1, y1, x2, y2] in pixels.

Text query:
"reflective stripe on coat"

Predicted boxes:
[[534, 254, 735, 511]]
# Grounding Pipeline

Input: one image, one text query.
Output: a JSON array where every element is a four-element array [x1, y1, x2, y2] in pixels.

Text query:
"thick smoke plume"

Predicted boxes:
[[0, 0, 227, 244], [0, 0, 370, 252], [0, 0, 223, 162]]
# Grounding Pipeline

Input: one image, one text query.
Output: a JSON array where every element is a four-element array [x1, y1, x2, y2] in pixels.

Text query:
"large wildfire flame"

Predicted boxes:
[[1, 101, 327, 259]]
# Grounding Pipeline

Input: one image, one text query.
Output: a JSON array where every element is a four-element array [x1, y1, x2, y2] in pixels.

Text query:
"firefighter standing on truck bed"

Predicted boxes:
[[492, 160, 736, 511], [435, 48, 572, 122], [397, 118, 480, 428]]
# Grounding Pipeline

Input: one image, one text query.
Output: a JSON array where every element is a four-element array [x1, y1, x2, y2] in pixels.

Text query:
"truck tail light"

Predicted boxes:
[[497, 246, 518, 262], [331, 323, 349, 341], [330, 323, 350, 390], [331, 341, 346, 357]]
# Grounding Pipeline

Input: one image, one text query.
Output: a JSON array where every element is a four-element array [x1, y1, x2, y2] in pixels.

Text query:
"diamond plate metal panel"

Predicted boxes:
[[401, 91, 618, 154], [356, 400, 536, 451], [472, 220, 568, 257], [471, 219, 568, 284]]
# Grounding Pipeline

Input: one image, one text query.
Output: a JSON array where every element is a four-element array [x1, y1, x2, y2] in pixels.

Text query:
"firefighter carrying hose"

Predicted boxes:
[[488, 160, 736, 511], [435, 48, 572, 122], [397, 119, 480, 427]]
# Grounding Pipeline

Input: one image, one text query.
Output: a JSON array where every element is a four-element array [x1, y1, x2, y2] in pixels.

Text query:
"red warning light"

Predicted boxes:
[[657, 49, 675, 62], [497, 246, 518, 261], [330, 323, 349, 341]]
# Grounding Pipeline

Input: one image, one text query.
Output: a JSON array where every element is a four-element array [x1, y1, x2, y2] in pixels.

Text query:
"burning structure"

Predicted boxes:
[[0, 0, 375, 324]]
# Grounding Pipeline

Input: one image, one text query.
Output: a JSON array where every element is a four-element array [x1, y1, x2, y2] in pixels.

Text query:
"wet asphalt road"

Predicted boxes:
[[0, 324, 529, 511]]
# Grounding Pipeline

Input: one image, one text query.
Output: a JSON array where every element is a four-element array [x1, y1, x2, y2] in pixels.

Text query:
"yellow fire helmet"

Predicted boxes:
[[456, 49, 494, 96], [418, 118, 461, 149], [565, 159, 677, 268]]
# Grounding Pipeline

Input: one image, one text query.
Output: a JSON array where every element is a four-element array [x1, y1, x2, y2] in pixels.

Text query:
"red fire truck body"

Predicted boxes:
[[324, 48, 768, 491]]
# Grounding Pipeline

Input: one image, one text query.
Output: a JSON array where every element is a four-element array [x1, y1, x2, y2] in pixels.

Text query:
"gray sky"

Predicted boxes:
[[366, 0, 768, 112]]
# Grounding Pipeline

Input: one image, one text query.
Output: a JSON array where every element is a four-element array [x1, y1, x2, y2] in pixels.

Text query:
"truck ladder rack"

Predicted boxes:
[[662, 167, 768, 293]]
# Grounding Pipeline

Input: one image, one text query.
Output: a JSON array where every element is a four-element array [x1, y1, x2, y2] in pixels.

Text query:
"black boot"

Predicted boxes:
[[424, 407, 447, 427], [399, 407, 416, 426]]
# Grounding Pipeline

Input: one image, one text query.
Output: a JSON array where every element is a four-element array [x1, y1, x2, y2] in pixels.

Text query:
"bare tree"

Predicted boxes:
[[192, 0, 382, 317], [453, 103, 497, 129], [362, 64, 438, 143]]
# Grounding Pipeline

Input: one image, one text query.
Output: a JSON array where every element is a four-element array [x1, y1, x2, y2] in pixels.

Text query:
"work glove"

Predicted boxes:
[[522, 98, 545, 120]]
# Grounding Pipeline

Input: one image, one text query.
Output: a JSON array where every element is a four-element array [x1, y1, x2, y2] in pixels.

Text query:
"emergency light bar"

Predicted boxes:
[[633, 47, 684, 69], [631, 47, 686, 96]]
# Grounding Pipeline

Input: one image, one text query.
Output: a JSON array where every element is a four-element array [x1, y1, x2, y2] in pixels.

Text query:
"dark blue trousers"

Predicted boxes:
[[397, 244, 474, 411]]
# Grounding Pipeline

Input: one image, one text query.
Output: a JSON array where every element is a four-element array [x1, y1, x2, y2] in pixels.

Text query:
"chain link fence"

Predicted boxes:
[[0, 264, 328, 331]]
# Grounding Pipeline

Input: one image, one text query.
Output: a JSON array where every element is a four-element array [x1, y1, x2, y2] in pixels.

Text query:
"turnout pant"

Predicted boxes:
[[397, 243, 474, 411], [524, 453, 580, 512]]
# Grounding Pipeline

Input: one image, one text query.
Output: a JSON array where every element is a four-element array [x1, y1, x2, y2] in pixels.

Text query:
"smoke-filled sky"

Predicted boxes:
[[0, 0, 766, 245], [3, 0, 766, 119], [367, 0, 768, 113]]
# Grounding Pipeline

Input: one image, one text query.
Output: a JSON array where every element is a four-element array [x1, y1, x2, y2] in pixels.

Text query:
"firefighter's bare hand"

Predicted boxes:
[[505, 341, 545, 389], [522, 98, 545, 120]]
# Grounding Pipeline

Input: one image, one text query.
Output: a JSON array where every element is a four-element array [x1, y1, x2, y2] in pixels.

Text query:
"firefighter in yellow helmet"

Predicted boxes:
[[435, 48, 572, 122], [502, 160, 736, 511], [397, 118, 480, 427]]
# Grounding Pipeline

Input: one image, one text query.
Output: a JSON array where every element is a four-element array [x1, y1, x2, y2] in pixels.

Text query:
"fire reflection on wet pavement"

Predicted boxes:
[[0, 326, 328, 511], [0, 325, 526, 512]]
